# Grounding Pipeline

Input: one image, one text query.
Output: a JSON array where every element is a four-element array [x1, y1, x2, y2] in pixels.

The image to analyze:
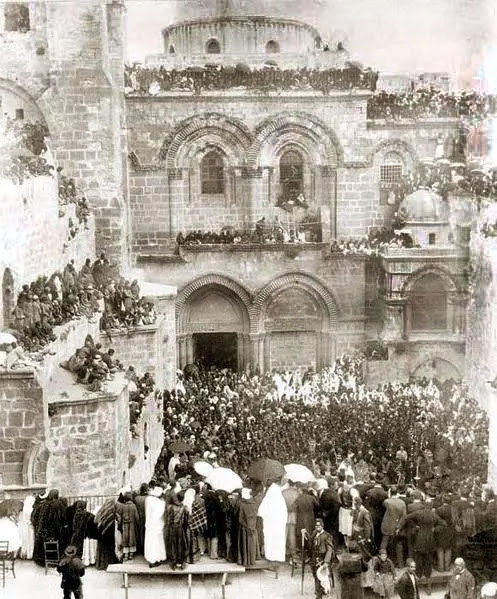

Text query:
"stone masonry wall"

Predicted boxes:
[[0, 176, 95, 327], [0, 370, 44, 486], [126, 94, 460, 249], [99, 325, 158, 378], [46, 381, 130, 496]]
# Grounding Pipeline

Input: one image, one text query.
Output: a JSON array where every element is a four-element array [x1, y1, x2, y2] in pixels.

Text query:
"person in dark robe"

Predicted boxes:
[[133, 483, 148, 555], [236, 488, 260, 566], [116, 492, 139, 561], [69, 500, 94, 558], [32, 489, 68, 567], [166, 490, 189, 569], [94, 498, 117, 570], [205, 487, 228, 559]]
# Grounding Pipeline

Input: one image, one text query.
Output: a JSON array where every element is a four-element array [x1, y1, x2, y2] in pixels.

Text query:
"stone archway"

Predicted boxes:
[[176, 275, 252, 371], [254, 272, 339, 371], [2, 268, 14, 327]]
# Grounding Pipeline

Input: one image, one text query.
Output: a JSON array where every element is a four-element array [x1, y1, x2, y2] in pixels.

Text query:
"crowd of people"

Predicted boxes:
[[367, 89, 497, 121], [8, 254, 156, 355], [124, 63, 379, 96], [157, 358, 487, 489]]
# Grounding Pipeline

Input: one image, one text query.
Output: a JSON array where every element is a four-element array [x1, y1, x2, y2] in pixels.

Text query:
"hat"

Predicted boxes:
[[64, 545, 77, 557]]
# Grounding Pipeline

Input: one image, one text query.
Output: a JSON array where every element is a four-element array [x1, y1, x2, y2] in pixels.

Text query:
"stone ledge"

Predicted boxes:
[[180, 242, 328, 253], [0, 369, 36, 380], [101, 324, 158, 338], [126, 89, 372, 101], [367, 117, 460, 129], [47, 372, 128, 407], [380, 247, 469, 260]]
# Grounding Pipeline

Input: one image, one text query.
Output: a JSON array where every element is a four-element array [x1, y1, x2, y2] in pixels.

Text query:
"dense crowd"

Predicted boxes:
[[367, 89, 497, 121], [386, 160, 497, 205], [0, 356, 494, 598], [481, 220, 497, 238], [7, 254, 156, 354], [157, 358, 487, 488], [125, 63, 379, 96]]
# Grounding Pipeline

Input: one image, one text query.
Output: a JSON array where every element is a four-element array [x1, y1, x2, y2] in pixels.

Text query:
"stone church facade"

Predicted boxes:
[[0, 0, 490, 495]]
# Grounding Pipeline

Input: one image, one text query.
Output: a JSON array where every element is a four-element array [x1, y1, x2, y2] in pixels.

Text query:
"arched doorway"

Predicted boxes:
[[264, 286, 328, 371], [2, 268, 14, 327], [177, 282, 250, 371]]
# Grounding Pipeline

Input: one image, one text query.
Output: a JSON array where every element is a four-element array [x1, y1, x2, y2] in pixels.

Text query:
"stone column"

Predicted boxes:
[[319, 165, 337, 240], [185, 335, 194, 364], [167, 167, 185, 238], [380, 300, 406, 343], [249, 333, 266, 373], [242, 167, 264, 229]]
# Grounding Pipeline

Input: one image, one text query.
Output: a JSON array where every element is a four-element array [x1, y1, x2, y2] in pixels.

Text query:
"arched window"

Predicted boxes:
[[280, 150, 304, 200], [265, 40, 280, 54], [169, 45, 175, 55], [380, 151, 404, 183], [410, 274, 447, 331], [206, 38, 221, 54], [201, 151, 224, 194], [4, 3, 30, 32]]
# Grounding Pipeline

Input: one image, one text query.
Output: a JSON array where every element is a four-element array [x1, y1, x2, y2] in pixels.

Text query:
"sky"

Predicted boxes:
[[124, 0, 497, 90]]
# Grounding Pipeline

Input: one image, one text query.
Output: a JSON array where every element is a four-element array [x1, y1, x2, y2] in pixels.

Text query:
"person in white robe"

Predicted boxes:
[[0, 516, 21, 556], [144, 485, 167, 567], [257, 482, 287, 562], [19, 495, 35, 559]]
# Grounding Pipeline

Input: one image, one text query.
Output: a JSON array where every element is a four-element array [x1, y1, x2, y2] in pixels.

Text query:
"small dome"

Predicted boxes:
[[399, 189, 449, 222]]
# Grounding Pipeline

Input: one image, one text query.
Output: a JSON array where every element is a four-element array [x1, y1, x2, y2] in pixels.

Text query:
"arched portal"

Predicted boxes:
[[177, 278, 251, 371], [2, 268, 14, 327], [263, 287, 328, 371]]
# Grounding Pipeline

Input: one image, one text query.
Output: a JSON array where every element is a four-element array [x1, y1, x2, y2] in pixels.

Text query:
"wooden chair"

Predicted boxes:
[[43, 540, 60, 575], [0, 540, 16, 587]]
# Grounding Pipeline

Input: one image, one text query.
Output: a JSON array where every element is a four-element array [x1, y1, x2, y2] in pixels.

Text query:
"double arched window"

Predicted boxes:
[[279, 150, 304, 200], [206, 38, 221, 54], [201, 151, 224, 194], [410, 274, 447, 331]]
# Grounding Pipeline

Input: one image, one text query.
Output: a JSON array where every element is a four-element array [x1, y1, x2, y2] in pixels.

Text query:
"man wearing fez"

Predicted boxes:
[[306, 518, 335, 599]]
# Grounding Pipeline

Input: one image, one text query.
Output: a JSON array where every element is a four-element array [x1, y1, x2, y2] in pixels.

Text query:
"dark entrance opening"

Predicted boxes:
[[194, 333, 238, 370]]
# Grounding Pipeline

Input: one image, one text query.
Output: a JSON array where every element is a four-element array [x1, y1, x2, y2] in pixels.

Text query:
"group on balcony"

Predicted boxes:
[[124, 62, 378, 96]]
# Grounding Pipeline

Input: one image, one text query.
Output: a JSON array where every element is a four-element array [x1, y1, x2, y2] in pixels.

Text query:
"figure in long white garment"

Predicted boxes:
[[144, 485, 167, 567], [258, 482, 288, 562]]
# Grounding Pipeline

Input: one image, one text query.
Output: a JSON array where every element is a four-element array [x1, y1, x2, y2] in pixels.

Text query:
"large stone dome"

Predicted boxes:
[[399, 189, 449, 222]]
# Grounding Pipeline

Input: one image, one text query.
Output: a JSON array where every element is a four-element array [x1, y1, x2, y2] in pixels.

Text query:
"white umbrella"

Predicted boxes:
[[284, 464, 315, 484], [193, 460, 213, 477], [205, 467, 242, 493], [0, 332, 16, 345]]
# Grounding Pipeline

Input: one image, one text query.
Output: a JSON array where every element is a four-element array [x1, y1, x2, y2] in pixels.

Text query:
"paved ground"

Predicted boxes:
[[0, 559, 449, 599]]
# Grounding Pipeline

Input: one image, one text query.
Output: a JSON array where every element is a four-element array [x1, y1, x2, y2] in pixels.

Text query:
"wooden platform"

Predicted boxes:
[[107, 556, 245, 599]]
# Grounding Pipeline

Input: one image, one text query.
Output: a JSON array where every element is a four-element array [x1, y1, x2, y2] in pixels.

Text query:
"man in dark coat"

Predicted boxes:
[[396, 558, 420, 599], [398, 499, 446, 582], [317, 480, 341, 547], [308, 518, 335, 599], [57, 545, 85, 599], [381, 485, 407, 565], [365, 474, 388, 548]]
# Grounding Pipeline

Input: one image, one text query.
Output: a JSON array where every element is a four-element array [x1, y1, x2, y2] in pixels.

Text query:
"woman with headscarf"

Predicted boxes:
[[144, 482, 167, 567], [236, 487, 260, 566], [31, 489, 68, 567], [116, 491, 139, 561], [69, 500, 95, 558]]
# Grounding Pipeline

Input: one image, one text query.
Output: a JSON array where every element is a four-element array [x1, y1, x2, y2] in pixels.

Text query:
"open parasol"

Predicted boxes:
[[205, 467, 242, 493], [284, 464, 315, 484], [247, 458, 285, 482], [193, 460, 213, 477], [169, 440, 193, 453], [0, 332, 17, 345]]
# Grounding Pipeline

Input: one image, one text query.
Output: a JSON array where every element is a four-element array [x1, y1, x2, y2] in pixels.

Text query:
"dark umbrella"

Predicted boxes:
[[169, 440, 193, 453], [247, 458, 285, 482]]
